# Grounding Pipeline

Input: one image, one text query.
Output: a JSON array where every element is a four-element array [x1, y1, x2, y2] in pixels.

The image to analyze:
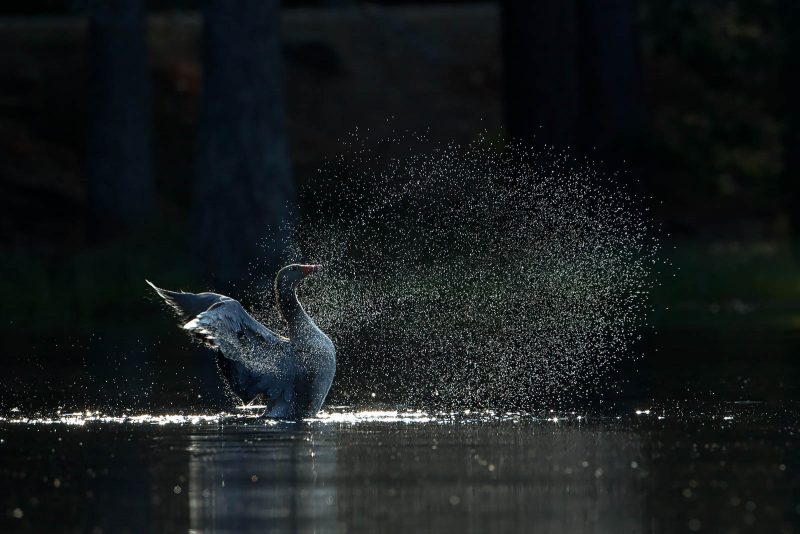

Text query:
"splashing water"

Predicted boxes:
[[256, 135, 657, 410]]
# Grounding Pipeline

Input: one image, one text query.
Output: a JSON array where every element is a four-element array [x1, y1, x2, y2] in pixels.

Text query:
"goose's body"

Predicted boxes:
[[148, 264, 335, 419]]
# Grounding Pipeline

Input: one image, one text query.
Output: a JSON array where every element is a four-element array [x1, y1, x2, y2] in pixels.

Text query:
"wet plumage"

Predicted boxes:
[[148, 264, 335, 419]]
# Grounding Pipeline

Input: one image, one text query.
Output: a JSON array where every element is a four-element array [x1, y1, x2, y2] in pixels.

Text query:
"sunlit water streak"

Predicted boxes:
[[0, 408, 576, 426], [0, 403, 769, 427]]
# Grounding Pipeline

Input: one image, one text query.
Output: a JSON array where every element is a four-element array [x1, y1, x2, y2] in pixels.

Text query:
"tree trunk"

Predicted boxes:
[[193, 0, 295, 291], [501, 0, 581, 148], [782, 0, 800, 237], [577, 0, 646, 164], [501, 0, 645, 172], [86, 0, 154, 238]]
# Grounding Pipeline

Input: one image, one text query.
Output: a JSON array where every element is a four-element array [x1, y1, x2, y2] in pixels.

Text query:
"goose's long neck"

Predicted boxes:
[[276, 283, 315, 337]]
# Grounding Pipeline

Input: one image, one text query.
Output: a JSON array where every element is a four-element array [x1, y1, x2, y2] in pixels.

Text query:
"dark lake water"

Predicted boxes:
[[1, 324, 799, 532], [1, 404, 798, 533]]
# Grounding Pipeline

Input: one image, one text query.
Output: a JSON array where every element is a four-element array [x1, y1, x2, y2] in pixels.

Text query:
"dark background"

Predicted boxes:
[[1, 0, 799, 412]]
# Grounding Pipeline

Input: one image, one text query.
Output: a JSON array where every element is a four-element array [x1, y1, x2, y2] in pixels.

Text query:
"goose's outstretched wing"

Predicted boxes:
[[148, 280, 298, 410], [147, 280, 288, 354], [182, 299, 288, 355], [146, 280, 228, 323], [184, 299, 296, 404]]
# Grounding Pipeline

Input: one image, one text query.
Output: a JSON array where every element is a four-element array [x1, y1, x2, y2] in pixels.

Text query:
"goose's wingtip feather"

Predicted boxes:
[[146, 279, 171, 301], [145, 279, 162, 292]]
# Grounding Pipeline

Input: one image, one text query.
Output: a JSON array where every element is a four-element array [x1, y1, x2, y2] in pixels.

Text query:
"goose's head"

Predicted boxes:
[[275, 263, 322, 294]]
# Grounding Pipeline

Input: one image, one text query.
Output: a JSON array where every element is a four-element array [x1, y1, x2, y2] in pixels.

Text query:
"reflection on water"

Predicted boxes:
[[0, 406, 797, 533], [188, 427, 339, 533], [182, 413, 645, 533]]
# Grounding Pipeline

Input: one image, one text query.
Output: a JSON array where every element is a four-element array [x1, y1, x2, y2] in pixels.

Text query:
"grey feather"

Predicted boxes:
[[146, 280, 227, 323]]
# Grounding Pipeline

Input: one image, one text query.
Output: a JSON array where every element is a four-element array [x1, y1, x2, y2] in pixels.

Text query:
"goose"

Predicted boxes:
[[147, 264, 335, 419]]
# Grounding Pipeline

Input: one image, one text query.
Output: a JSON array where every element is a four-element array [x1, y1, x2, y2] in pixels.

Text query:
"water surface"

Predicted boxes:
[[1, 404, 797, 533]]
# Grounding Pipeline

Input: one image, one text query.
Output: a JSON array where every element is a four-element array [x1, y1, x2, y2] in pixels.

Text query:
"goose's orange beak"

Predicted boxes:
[[300, 264, 322, 276]]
